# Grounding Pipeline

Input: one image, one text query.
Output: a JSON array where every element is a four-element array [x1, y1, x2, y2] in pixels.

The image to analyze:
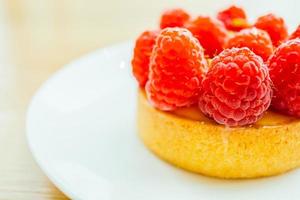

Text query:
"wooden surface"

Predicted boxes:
[[1, 0, 297, 199]]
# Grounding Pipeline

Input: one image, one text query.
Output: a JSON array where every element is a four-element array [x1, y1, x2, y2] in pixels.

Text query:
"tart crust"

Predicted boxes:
[[137, 89, 300, 178]]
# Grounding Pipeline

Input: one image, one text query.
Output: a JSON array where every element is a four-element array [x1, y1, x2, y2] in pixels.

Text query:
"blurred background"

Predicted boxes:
[[0, 0, 298, 199]]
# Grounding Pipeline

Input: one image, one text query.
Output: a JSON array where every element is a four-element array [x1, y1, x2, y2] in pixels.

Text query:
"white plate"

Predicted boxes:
[[27, 42, 300, 200]]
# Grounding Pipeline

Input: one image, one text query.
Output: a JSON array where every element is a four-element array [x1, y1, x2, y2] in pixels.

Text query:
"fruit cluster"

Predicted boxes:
[[131, 6, 300, 127]]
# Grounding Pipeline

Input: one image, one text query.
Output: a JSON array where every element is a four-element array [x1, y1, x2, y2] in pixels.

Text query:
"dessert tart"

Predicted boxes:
[[138, 90, 300, 178], [131, 6, 300, 178]]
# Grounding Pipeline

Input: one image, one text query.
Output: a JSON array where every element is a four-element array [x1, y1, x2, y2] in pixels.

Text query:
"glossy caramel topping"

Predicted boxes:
[[172, 106, 297, 127]]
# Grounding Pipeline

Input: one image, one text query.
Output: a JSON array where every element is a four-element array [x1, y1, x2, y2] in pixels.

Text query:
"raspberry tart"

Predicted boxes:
[[132, 6, 300, 179]]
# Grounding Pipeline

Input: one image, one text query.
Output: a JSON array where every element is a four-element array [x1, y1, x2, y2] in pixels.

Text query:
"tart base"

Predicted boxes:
[[137, 89, 300, 179]]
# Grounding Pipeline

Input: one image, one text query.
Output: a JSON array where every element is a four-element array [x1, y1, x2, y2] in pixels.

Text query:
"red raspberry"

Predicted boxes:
[[131, 30, 158, 87], [160, 8, 190, 29], [289, 25, 300, 40], [254, 14, 288, 46], [185, 16, 228, 58], [217, 5, 249, 31], [225, 28, 273, 61], [146, 28, 208, 111], [268, 39, 300, 116], [199, 47, 272, 126]]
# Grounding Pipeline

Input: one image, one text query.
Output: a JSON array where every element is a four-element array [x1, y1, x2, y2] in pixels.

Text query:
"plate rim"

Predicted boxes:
[[25, 41, 132, 199]]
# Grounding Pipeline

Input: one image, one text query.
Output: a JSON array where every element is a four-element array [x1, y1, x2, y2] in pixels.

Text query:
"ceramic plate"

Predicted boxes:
[[26, 42, 300, 200]]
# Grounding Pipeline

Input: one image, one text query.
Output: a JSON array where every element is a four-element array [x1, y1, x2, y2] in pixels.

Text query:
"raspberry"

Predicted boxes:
[[289, 25, 300, 40], [199, 47, 272, 126], [225, 28, 273, 61], [254, 14, 288, 46], [217, 5, 249, 31], [185, 16, 228, 58], [268, 39, 300, 116], [160, 8, 190, 29], [131, 30, 158, 87], [146, 28, 208, 111]]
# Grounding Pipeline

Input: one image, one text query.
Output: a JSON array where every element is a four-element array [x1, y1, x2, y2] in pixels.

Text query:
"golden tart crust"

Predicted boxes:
[[137, 89, 300, 178]]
